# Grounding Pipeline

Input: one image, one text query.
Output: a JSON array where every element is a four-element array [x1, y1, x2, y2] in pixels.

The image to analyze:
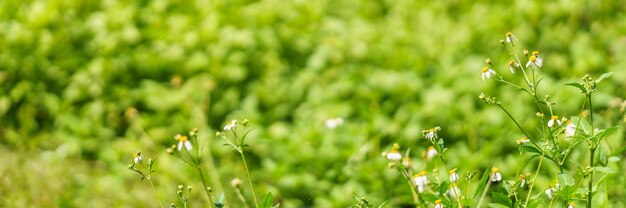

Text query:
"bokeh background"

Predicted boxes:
[[1, 0, 625, 207]]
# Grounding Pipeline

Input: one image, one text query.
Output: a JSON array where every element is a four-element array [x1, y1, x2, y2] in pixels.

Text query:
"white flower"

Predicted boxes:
[[565, 120, 576, 138], [449, 168, 460, 183], [519, 175, 526, 187], [133, 151, 142, 164], [526, 52, 543, 68], [505, 32, 517, 43], [224, 119, 237, 131], [545, 186, 557, 199], [482, 67, 496, 80], [423, 126, 441, 140], [447, 184, 461, 198], [324, 117, 344, 129], [385, 149, 402, 162], [491, 167, 502, 182], [568, 202, 575, 208], [547, 116, 562, 127], [402, 157, 411, 168], [412, 171, 429, 193], [508, 61, 519, 73], [176, 134, 193, 151], [426, 146, 438, 161], [516, 137, 530, 145], [435, 199, 444, 208]]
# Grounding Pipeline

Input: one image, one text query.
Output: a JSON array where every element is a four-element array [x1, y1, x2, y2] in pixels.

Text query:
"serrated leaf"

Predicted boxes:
[[438, 181, 450, 195], [473, 164, 493, 200], [491, 192, 512, 207], [420, 193, 438, 203], [597, 145, 607, 166], [595, 72, 613, 84], [557, 172, 575, 186], [261, 192, 274, 208], [565, 83, 586, 94], [591, 166, 616, 174], [488, 203, 510, 208], [570, 116, 591, 135]]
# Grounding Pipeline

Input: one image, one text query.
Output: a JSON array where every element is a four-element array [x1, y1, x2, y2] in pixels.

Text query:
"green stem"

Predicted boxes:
[[524, 150, 545, 208], [240, 151, 260, 208], [497, 104, 539, 148], [588, 147, 595, 208], [476, 180, 492, 208], [197, 167, 216, 208], [587, 94, 595, 208], [148, 179, 165, 208], [400, 167, 420, 206]]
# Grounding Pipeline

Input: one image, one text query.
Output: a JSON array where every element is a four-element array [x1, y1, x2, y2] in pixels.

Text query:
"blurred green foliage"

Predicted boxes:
[[1, 0, 625, 207]]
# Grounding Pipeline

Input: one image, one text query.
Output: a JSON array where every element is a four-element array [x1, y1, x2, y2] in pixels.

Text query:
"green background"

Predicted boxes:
[[1, 0, 625, 207]]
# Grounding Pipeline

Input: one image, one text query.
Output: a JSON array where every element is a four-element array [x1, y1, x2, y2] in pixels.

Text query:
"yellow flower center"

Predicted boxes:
[[492, 167, 499, 173], [551, 116, 558, 120], [506, 32, 513, 37], [529, 55, 536, 62], [448, 168, 457, 174], [133, 152, 141, 158], [482, 67, 489, 73], [178, 135, 188, 142], [509, 61, 516, 66], [532, 51, 539, 56], [417, 171, 427, 176], [435, 199, 442, 204], [428, 146, 435, 150], [519, 174, 525, 179]]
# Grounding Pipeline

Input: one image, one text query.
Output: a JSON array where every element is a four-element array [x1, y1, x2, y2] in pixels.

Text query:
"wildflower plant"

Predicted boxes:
[[128, 151, 165, 208], [479, 32, 619, 207]]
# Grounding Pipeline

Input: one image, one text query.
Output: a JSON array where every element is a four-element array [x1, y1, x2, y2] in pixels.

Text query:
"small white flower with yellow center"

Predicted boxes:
[[133, 151, 142, 164], [449, 168, 460, 183], [547, 115, 562, 127], [491, 167, 502, 182], [526, 52, 543, 68], [224, 119, 237, 131], [402, 157, 411, 168], [519, 174, 526, 187], [568, 202, 575, 208], [384, 145, 402, 162], [532, 51, 543, 66], [448, 183, 461, 198], [176, 134, 193, 151], [425, 146, 438, 161], [435, 199, 444, 208], [481, 67, 496, 80], [516, 137, 530, 145], [565, 120, 576, 138], [508, 61, 519, 73], [412, 171, 429, 193], [324, 117, 344, 129], [505, 32, 517, 43], [545, 186, 557, 199]]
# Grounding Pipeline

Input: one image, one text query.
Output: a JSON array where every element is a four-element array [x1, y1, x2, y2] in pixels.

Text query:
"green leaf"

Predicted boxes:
[[214, 193, 225, 208], [437, 181, 450, 195], [594, 126, 620, 143], [591, 166, 616, 174], [595, 72, 613, 84], [521, 145, 542, 155], [473, 163, 493, 200], [565, 83, 586, 94], [420, 193, 438, 203], [597, 145, 608, 166], [557, 172, 575, 186], [570, 116, 591, 135], [491, 192, 512, 207], [488, 203, 510, 208], [261, 192, 274, 208]]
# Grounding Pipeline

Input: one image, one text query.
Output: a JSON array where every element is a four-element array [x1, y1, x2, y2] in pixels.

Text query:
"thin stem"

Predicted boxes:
[[587, 94, 595, 208], [240, 152, 260, 208], [197, 167, 216, 208], [148, 179, 165, 208], [497, 104, 539, 148], [400, 168, 420, 206], [476, 180, 492, 208], [524, 151, 545, 208]]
